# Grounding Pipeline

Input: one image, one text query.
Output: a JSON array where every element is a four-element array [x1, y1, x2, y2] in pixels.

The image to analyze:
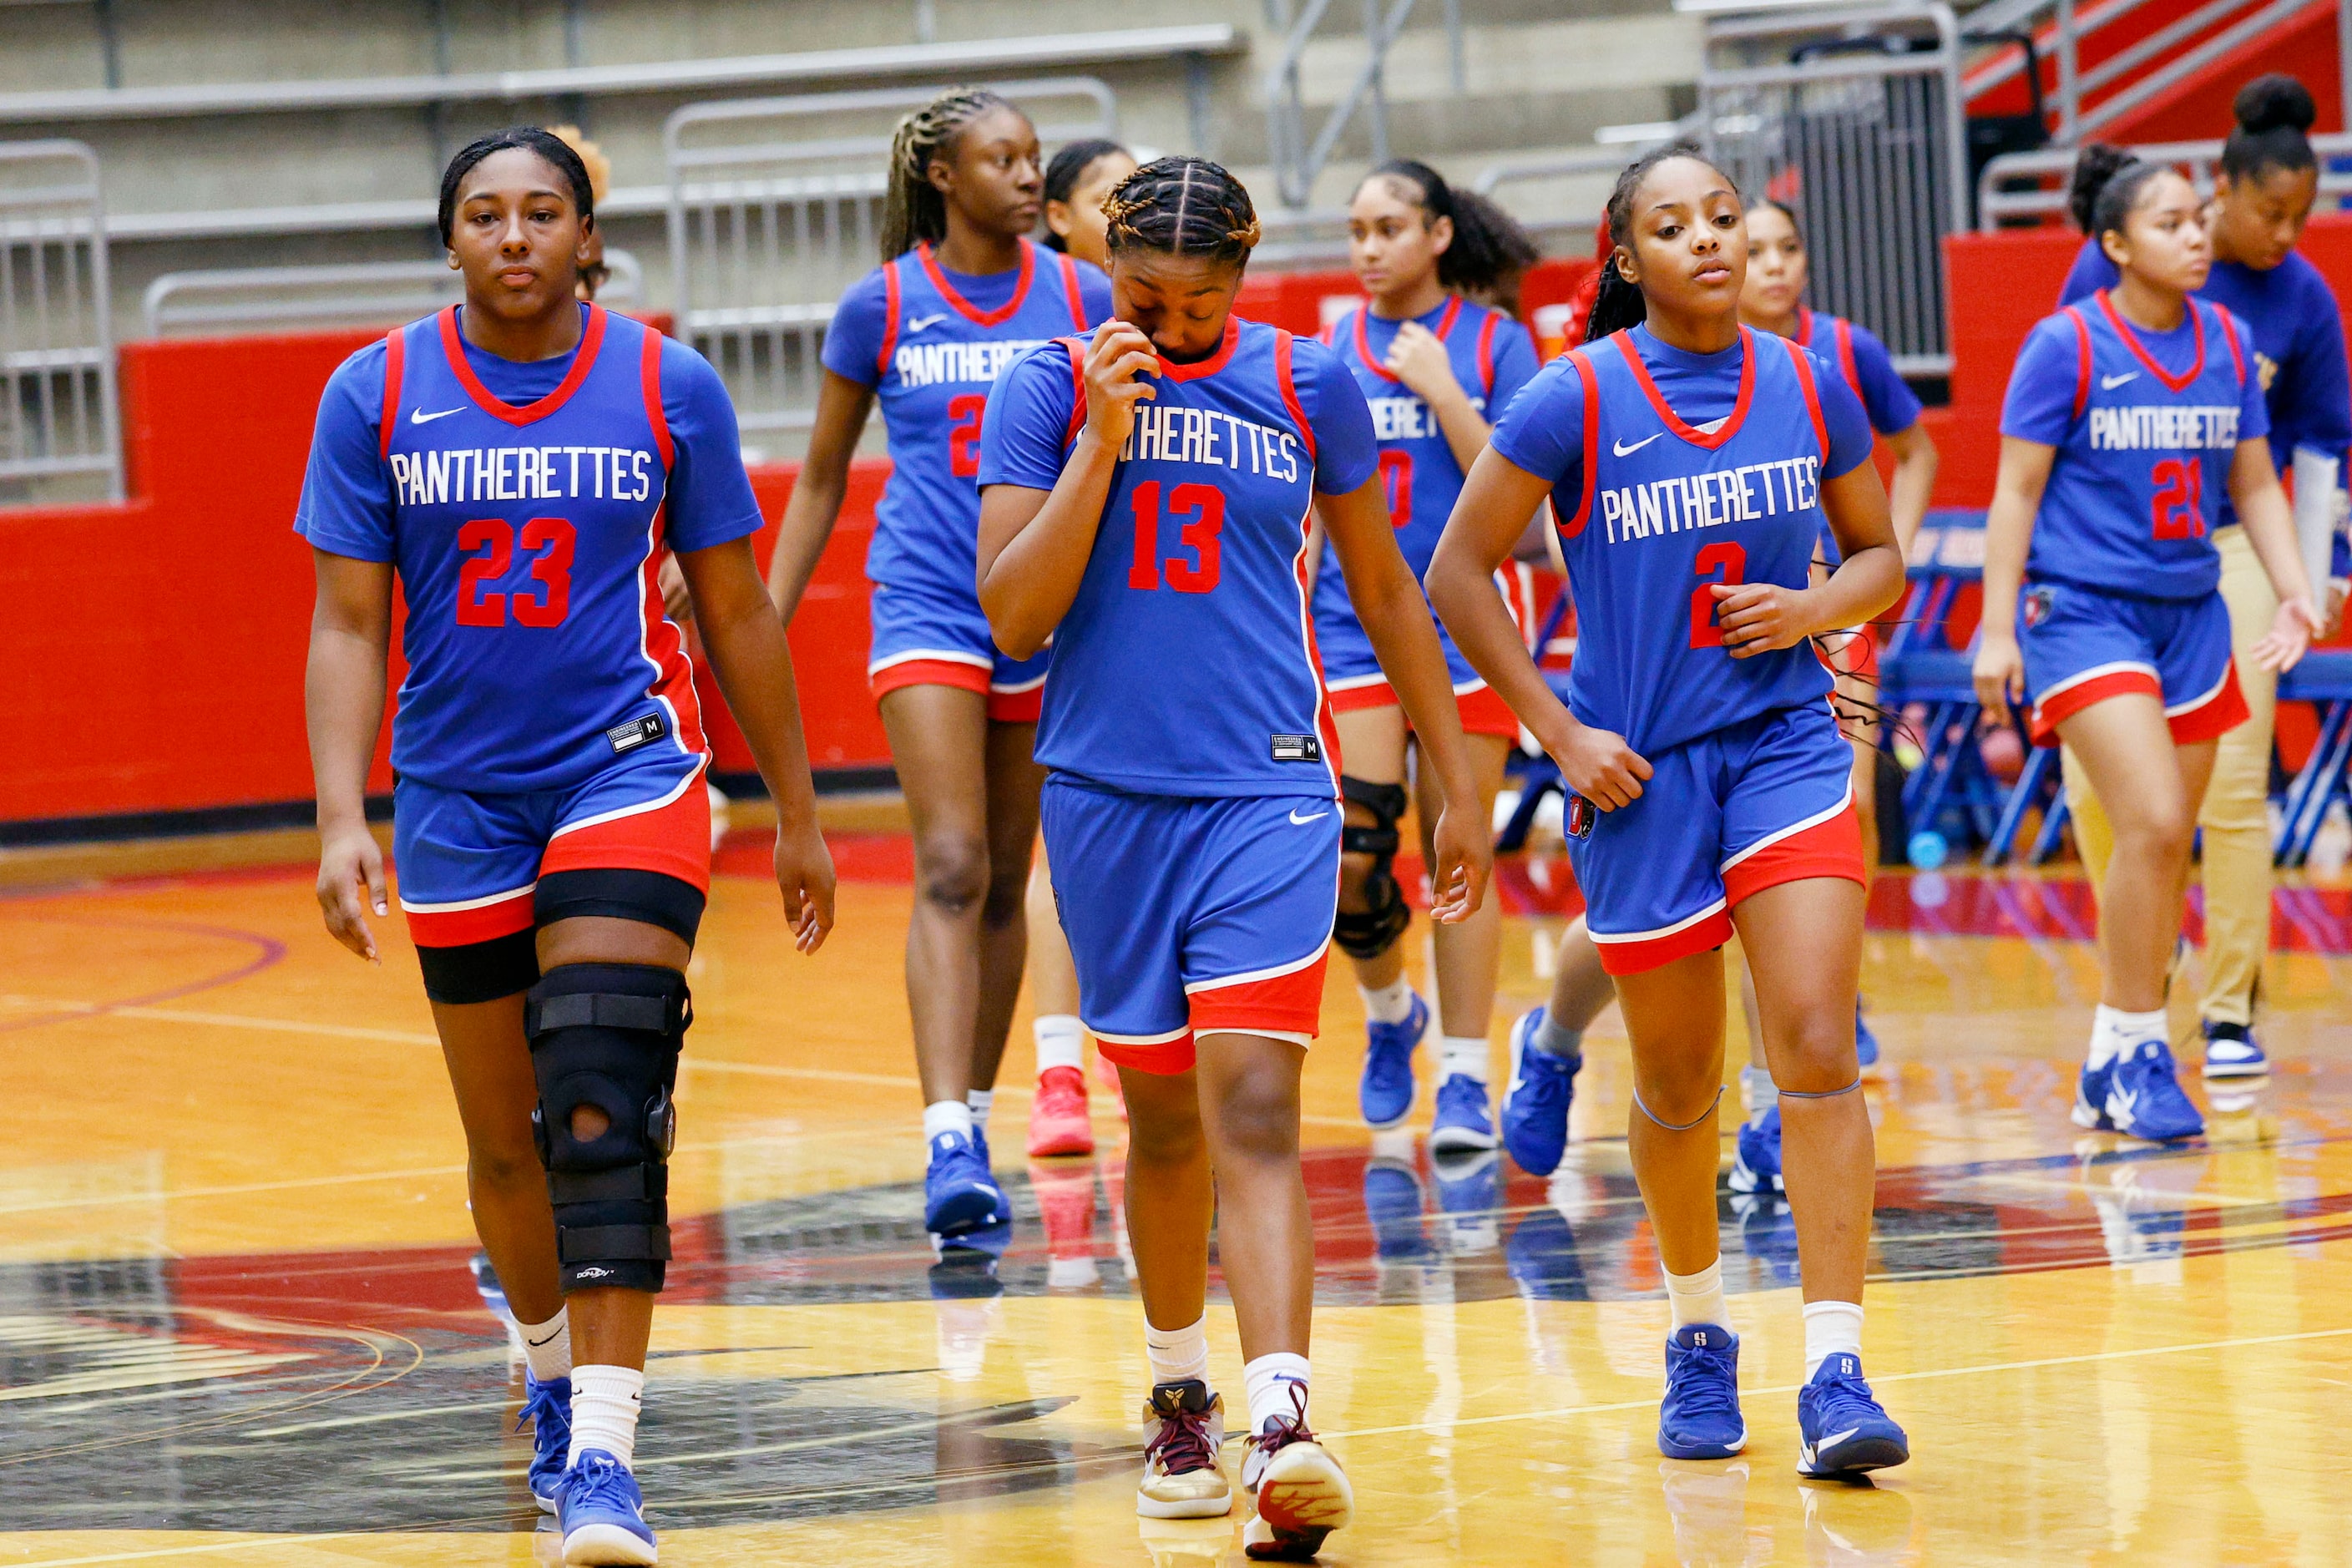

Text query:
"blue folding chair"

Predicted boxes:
[[2275, 650, 2352, 867]]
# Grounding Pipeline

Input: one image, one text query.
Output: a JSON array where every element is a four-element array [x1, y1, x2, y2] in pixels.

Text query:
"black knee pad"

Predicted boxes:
[[1334, 776, 1411, 961], [526, 963, 690, 1294]]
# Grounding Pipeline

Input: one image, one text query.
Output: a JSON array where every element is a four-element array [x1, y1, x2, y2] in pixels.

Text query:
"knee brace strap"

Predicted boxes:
[[1778, 1077, 1862, 1100], [527, 962, 690, 1294], [1631, 1084, 1722, 1133], [1336, 776, 1412, 961]]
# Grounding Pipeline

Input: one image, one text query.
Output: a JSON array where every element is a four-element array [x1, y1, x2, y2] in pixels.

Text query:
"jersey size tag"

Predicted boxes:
[[1271, 733, 1323, 763], [607, 715, 665, 755]]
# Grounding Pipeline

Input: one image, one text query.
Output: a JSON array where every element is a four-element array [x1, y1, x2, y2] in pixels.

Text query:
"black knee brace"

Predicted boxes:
[[526, 963, 690, 1294], [1334, 776, 1411, 960]]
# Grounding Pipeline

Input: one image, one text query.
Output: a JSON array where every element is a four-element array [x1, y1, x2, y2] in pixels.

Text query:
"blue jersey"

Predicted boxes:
[[979, 316, 1381, 797], [2061, 240, 2352, 532], [296, 304, 764, 794], [1309, 296, 1538, 680], [2001, 291, 2270, 599], [1491, 324, 1874, 756], [823, 239, 1110, 605], [1794, 308, 1921, 438]]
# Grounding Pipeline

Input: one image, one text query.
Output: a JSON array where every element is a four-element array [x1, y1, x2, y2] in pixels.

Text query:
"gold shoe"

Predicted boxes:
[[1137, 1379, 1232, 1520]]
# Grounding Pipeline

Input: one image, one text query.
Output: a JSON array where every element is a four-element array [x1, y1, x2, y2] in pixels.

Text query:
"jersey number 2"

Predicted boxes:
[[1688, 541, 1747, 649], [948, 392, 988, 478], [1128, 480, 1225, 594], [2149, 458, 2205, 540], [458, 517, 575, 627]]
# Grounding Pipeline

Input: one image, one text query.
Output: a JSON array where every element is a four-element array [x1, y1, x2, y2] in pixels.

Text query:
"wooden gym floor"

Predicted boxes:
[[2, 799, 2349, 1565]]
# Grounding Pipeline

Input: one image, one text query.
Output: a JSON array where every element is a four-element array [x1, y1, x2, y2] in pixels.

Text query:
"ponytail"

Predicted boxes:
[[1586, 262, 1649, 342], [1359, 159, 1541, 298], [879, 87, 1022, 260]]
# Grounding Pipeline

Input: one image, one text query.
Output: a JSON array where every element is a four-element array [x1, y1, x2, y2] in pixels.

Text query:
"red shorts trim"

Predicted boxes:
[[871, 658, 990, 704], [1721, 802, 1866, 909], [404, 887, 537, 948], [1096, 1030, 1197, 1075], [1190, 949, 1328, 1038], [1592, 907, 1733, 977], [1327, 680, 1520, 738], [2166, 659, 2248, 745], [2028, 667, 2162, 746], [988, 684, 1044, 724], [541, 777, 713, 893]]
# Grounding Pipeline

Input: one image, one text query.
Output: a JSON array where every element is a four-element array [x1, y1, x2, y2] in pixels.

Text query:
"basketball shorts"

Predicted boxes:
[[393, 745, 711, 1004], [867, 576, 1050, 722], [2019, 579, 2245, 746], [1318, 579, 1521, 739], [1041, 776, 1342, 1073], [1571, 704, 1864, 977]]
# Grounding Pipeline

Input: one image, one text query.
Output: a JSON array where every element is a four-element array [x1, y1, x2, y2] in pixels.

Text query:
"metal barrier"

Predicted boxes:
[[0, 139, 119, 502], [140, 250, 644, 337], [1980, 131, 2352, 229], [665, 79, 1115, 442], [1697, 2, 1968, 374]]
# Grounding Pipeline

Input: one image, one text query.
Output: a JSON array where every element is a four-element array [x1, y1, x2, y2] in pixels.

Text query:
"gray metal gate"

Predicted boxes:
[[0, 140, 120, 502], [664, 79, 1117, 449], [1699, 3, 1968, 374]]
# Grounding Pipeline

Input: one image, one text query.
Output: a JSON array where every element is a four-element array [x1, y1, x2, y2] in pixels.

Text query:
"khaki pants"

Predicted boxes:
[[2063, 524, 2275, 1028]]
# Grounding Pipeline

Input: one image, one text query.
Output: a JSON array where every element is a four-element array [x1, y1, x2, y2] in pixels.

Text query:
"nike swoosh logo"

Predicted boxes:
[[1612, 432, 1664, 457], [1817, 1426, 1862, 1453], [1288, 807, 1330, 825], [2101, 372, 2138, 390], [410, 406, 463, 424], [905, 313, 949, 334]]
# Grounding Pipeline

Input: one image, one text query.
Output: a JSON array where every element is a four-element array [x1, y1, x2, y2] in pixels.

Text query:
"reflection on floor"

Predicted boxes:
[[1, 832, 2348, 1564]]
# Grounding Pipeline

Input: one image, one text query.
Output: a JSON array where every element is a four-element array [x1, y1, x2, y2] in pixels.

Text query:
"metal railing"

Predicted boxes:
[[140, 250, 645, 337], [1979, 131, 2352, 228], [1264, 0, 1428, 210], [1697, 1, 1967, 372], [665, 79, 1116, 441], [0, 140, 119, 502]]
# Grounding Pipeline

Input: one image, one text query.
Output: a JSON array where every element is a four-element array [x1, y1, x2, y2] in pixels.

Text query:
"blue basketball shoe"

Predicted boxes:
[[1499, 1006, 1580, 1176], [557, 1449, 657, 1565], [1358, 990, 1428, 1130], [1796, 1353, 1909, 1477], [1729, 1105, 1783, 1195], [2201, 1020, 2268, 1080], [1854, 999, 1880, 1070], [2071, 1053, 2117, 1131], [924, 1129, 1007, 1237], [2106, 1039, 2204, 1142], [1429, 1072, 1497, 1153], [1362, 1156, 1435, 1266], [1659, 1324, 1747, 1459], [518, 1372, 571, 1512]]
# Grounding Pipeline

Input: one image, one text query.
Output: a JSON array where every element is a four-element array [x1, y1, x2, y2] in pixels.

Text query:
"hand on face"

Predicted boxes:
[[1081, 319, 1160, 452]]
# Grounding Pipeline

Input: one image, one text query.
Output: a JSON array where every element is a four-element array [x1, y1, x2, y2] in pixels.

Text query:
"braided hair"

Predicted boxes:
[[878, 87, 1026, 260], [1586, 141, 1731, 342], [438, 127, 596, 247], [2220, 73, 2317, 184], [1101, 155, 1262, 267], [1359, 159, 1541, 299], [2068, 143, 2171, 244], [1041, 138, 1131, 252]]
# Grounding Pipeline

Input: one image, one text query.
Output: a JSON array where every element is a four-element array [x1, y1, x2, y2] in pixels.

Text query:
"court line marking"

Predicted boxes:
[[1323, 1323, 2352, 1443]]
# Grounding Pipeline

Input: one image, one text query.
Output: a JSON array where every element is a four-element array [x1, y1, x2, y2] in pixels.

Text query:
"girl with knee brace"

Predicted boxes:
[[975, 155, 1491, 1559], [1428, 144, 1911, 1476], [765, 89, 1115, 1227], [302, 128, 837, 1563], [1975, 148, 2317, 1144], [1309, 160, 1542, 1157]]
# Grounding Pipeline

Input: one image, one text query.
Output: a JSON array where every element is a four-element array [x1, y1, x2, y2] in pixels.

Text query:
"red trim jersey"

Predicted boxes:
[[977, 316, 1382, 796], [2000, 291, 2269, 599], [296, 304, 764, 793]]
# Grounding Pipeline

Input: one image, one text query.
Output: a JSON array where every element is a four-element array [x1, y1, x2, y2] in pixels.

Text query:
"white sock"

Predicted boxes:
[[1741, 1064, 1778, 1123], [1243, 1352, 1311, 1434], [1803, 1300, 1864, 1379], [1034, 1014, 1086, 1075], [1360, 976, 1415, 1026], [1533, 1014, 1583, 1060], [1438, 1034, 1490, 1083], [923, 1099, 974, 1149], [967, 1089, 994, 1134], [1664, 1259, 1730, 1333], [567, 1363, 645, 1469], [1144, 1313, 1211, 1387], [2089, 1005, 2167, 1068], [518, 1307, 571, 1383]]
